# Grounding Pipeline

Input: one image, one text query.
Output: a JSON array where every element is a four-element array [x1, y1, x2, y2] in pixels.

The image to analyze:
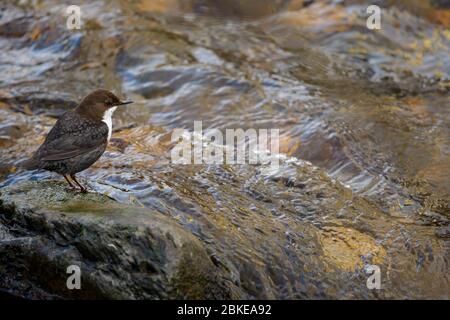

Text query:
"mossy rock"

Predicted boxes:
[[0, 181, 244, 299]]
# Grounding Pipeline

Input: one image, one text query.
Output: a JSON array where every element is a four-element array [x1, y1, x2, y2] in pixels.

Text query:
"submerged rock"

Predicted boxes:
[[0, 0, 449, 300], [0, 181, 244, 299]]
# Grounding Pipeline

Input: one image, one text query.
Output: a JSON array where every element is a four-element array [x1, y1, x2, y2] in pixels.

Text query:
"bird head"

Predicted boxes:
[[76, 89, 133, 121]]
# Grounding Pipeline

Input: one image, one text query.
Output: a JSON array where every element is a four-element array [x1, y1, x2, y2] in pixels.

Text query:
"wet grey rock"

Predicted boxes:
[[435, 226, 450, 239], [0, 16, 32, 38], [7, 95, 78, 117], [0, 181, 244, 299], [431, 0, 450, 9]]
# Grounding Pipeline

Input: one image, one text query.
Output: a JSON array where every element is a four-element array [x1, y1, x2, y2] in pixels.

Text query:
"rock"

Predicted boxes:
[[0, 181, 244, 299], [435, 226, 450, 239]]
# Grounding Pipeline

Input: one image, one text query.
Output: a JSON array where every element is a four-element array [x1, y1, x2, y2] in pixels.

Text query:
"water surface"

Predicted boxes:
[[0, 0, 449, 299]]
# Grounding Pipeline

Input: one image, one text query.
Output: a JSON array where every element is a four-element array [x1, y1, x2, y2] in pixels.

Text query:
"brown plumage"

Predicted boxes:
[[21, 89, 133, 192]]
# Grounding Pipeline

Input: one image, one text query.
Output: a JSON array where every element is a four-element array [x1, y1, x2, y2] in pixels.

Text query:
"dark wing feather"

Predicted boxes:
[[35, 111, 108, 162], [41, 148, 97, 161]]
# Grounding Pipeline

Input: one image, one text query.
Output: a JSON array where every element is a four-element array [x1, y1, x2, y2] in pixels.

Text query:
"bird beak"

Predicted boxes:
[[116, 101, 133, 106]]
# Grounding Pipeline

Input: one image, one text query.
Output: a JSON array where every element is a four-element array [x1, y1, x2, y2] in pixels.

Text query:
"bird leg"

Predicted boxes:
[[63, 174, 77, 190], [70, 174, 87, 193]]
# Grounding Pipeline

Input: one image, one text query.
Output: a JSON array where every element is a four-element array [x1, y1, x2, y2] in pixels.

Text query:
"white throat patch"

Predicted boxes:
[[102, 106, 117, 141]]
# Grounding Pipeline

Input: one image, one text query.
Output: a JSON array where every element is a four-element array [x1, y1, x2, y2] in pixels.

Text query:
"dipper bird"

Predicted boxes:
[[22, 89, 133, 192]]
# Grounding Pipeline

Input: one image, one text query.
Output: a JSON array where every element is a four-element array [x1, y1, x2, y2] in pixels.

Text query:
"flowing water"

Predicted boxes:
[[0, 0, 449, 298]]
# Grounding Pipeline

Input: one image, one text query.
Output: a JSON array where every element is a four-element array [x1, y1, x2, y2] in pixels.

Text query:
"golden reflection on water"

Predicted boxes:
[[0, 0, 449, 298]]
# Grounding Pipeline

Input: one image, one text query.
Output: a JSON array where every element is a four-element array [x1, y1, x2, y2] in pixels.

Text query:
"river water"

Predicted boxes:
[[0, 0, 449, 299]]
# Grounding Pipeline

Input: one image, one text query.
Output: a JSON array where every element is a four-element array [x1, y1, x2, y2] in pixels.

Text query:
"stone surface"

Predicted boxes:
[[0, 181, 244, 299]]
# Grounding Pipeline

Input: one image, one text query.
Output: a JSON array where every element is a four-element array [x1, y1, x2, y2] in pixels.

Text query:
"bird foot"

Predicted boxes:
[[80, 188, 88, 194], [63, 182, 78, 192], [68, 184, 89, 193], [64, 186, 88, 193]]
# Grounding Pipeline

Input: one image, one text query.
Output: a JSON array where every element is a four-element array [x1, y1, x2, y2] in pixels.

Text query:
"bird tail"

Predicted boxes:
[[18, 158, 39, 170]]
